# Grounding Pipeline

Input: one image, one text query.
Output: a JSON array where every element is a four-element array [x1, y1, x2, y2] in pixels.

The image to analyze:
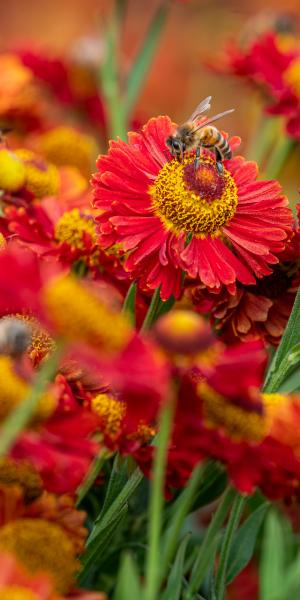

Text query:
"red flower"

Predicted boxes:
[[17, 48, 106, 129], [189, 224, 300, 345], [137, 340, 300, 500], [208, 31, 300, 139], [92, 117, 292, 300], [11, 374, 98, 495]]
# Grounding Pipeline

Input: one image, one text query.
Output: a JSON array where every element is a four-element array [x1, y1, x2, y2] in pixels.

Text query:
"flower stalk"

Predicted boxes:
[[144, 394, 175, 600]]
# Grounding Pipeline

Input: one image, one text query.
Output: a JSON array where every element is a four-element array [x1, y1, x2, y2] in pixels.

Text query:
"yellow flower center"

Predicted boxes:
[[92, 393, 126, 437], [284, 57, 300, 98], [150, 155, 238, 238], [42, 275, 131, 353], [0, 519, 78, 594], [0, 356, 56, 422], [200, 383, 285, 442], [92, 393, 156, 444], [38, 126, 98, 178], [0, 588, 40, 600], [0, 458, 43, 503], [129, 422, 156, 444], [55, 208, 97, 251], [15, 150, 59, 199]]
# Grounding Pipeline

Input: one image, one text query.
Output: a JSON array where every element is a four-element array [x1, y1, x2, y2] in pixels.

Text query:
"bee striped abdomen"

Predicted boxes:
[[216, 134, 232, 159]]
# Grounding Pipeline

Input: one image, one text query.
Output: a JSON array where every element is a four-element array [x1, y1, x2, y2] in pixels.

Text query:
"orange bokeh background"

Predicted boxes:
[[1, 0, 300, 195]]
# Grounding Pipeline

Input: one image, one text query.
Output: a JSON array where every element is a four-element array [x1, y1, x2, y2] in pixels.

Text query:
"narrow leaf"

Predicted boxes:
[[114, 552, 142, 600], [282, 551, 300, 599], [264, 342, 300, 392], [76, 450, 110, 506], [264, 287, 300, 391], [260, 509, 285, 600], [124, 3, 168, 116], [94, 454, 129, 525], [122, 282, 137, 326], [226, 500, 269, 584], [184, 487, 236, 599], [161, 463, 204, 577], [79, 503, 128, 581], [162, 534, 191, 600]]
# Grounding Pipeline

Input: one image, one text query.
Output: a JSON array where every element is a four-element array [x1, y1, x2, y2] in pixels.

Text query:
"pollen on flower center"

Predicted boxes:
[[42, 275, 132, 353], [200, 384, 286, 442], [284, 57, 300, 98], [55, 208, 97, 250], [92, 393, 126, 437], [150, 155, 238, 238], [0, 458, 43, 503], [0, 519, 78, 594]]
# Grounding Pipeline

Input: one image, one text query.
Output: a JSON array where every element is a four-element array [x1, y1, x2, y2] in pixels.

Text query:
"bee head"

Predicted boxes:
[[166, 135, 185, 159]]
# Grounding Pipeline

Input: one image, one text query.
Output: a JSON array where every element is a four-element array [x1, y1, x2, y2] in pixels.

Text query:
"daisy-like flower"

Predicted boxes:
[[0, 552, 106, 600], [137, 339, 300, 501], [92, 117, 292, 300], [189, 221, 300, 345], [207, 29, 300, 139]]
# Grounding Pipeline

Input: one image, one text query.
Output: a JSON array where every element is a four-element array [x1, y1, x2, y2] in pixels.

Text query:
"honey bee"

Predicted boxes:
[[166, 96, 234, 174], [0, 317, 31, 357]]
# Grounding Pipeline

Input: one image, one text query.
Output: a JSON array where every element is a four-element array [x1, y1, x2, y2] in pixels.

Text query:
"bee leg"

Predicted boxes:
[[215, 148, 223, 175], [194, 146, 201, 171]]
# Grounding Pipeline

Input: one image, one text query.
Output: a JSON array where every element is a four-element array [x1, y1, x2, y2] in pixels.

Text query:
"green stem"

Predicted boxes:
[[144, 397, 175, 600], [0, 345, 63, 456], [141, 287, 163, 331], [124, 1, 168, 117], [184, 486, 236, 599], [215, 493, 246, 600], [76, 449, 110, 506], [246, 115, 279, 166], [263, 136, 294, 179], [100, 1, 128, 139]]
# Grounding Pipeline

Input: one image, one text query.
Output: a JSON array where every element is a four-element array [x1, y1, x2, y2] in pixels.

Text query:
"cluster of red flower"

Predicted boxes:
[[0, 26, 300, 597]]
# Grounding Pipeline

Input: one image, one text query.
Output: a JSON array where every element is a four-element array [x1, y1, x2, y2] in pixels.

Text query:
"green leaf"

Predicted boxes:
[[124, 3, 168, 117], [184, 487, 236, 599], [122, 282, 137, 326], [156, 294, 175, 319], [79, 503, 128, 581], [215, 493, 246, 600], [189, 461, 227, 512], [113, 552, 142, 600], [277, 365, 300, 393], [264, 287, 300, 391], [76, 450, 110, 506], [264, 342, 300, 393], [226, 500, 269, 584], [281, 551, 300, 599], [161, 463, 205, 577], [94, 454, 129, 526], [162, 534, 191, 600], [141, 287, 164, 331], [260, 509, 286, 600]]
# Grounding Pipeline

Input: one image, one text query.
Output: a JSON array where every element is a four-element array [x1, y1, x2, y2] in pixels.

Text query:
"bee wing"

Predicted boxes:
[[191, 108, 235, 133], [188, 96, 212, 122]]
